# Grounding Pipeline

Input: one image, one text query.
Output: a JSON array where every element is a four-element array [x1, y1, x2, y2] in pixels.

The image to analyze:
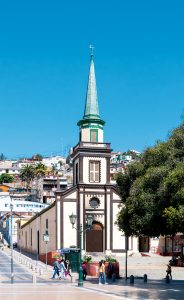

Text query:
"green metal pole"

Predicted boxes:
[[125, 235, 128, 280], [78, 224, 83, 287]]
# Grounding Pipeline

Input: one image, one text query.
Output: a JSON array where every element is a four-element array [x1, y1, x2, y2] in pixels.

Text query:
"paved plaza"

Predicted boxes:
[[1, 249, 184, 299]]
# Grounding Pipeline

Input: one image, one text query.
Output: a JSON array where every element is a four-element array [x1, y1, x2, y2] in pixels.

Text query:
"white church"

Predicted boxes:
[[18, 51, 160, 257]]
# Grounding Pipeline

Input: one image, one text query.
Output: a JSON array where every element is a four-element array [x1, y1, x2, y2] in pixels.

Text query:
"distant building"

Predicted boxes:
[[0, 191, 49, 245], [42, 176, 68, 204]]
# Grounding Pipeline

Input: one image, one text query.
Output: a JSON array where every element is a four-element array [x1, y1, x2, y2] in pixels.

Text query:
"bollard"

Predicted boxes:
[[143, 274, 147, 282], [130, 275, 134, 284], [166, 275, 170, 283], [32, 274, 37, 284]]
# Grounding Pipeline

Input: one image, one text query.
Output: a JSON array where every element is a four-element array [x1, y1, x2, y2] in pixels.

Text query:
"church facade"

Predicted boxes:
[[19, 52, 137, 255]]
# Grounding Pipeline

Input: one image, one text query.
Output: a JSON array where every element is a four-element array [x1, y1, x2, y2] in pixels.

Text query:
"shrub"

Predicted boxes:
[[83, 255, 92, 263], [105, 255, 117, 263]]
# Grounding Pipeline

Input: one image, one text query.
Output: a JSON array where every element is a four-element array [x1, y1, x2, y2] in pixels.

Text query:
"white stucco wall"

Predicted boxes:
[[63, 202, 77, 248], [106, 194, 111, 249], [98, 129, 103, 143], [81, 127, 103, 143], [112, 203, 124, 250], [81, 128, 90, 142]]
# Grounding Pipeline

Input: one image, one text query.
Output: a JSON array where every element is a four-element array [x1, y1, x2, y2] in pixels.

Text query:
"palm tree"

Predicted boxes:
[[20, 164, 35, 190], [35, 163, 47, 178], [34, 163, 47, 201]]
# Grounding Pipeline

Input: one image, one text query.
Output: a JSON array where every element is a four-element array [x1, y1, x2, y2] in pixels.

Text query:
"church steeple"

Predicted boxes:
[[78, 47, 105, 143], [83, 46, 100, 120]]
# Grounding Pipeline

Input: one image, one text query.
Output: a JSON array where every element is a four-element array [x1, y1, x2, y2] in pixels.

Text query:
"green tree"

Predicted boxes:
[[20, 164, 35, 190], [31, 154, 43, 161], [0, 153, 6, 161], [34, 163, 47, 200], [35, 163, 47, 178], [117, 123, 184, 237], [0, 173, 14, 183]]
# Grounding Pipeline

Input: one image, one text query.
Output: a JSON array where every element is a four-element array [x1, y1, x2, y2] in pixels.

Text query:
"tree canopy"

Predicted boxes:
[[116, 124, 184, 237], [0, 173, 14, 184], [0, 153, 6, 161], [20, 163, 47, 189]]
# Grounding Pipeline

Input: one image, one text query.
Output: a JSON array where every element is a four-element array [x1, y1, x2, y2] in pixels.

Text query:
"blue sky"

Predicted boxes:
[[0, 1, 184, 158]]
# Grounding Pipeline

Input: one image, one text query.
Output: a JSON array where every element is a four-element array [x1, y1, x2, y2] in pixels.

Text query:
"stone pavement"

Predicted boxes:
[[1, 248, 184, 299]]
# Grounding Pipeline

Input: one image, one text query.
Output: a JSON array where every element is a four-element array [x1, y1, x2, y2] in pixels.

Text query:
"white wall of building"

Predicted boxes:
[[112, 202, 124, 250], [0, 193, 48, 214], [63, 202, 77, 248]]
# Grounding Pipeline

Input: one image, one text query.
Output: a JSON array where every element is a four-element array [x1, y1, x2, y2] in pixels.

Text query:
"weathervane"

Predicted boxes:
[[89, 44, 94, 57]]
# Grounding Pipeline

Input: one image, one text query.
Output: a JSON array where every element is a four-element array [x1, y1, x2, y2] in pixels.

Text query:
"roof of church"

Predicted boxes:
[[83, 53, 100, 120], [78, 49, 105, 127]]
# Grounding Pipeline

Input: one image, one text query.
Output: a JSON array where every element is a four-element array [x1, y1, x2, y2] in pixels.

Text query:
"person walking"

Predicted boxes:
[[51, 258, 60, 279], [65, 259, 72, 278], [98, 260, 108, 285], [166, 263, 172, 280], [82, 262, 87, 280], [59, 258, 67, 279]]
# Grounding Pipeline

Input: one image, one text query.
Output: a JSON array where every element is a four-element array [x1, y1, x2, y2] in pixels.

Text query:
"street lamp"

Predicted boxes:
[[43, 232, 49, 270], [69, 213, 93, 287]]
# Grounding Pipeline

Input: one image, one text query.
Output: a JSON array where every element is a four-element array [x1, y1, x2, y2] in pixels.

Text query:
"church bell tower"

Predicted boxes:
[[72, 47, 111, 186]]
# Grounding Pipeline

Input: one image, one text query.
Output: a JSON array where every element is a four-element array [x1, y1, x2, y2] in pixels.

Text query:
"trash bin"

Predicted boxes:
[[143, 274, 147, 282], [60, 248, 80, 272], [130, 275, 134, 284]]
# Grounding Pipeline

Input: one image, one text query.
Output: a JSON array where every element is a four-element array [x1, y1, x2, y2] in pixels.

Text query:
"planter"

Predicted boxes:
[[85, 261, 120, 278]]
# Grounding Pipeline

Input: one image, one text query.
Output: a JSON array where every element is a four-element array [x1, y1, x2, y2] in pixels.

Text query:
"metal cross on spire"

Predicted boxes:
[[89, 44, 94, 57]]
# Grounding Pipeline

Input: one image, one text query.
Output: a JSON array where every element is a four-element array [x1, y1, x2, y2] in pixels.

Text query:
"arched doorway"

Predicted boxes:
[[86, 221, 103, 252]]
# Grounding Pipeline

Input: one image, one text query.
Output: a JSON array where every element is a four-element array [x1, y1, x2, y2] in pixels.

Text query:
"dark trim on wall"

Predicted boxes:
[[105, 187, 107, 251], [79, 157, 83, 183], [77, 188, 80, 249], [60, 197, 63, 248], [106, 157, 110, 183], [112, 249, 126, 253], [83, 191, 85, 250], [110, 189, 113, 250]]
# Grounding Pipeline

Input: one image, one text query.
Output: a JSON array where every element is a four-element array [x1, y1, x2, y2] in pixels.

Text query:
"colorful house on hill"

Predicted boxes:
[[0, 184, 10, 192]]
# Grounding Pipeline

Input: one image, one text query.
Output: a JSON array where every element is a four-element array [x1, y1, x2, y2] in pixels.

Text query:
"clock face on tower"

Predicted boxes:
[[89, 197, 100, 209]]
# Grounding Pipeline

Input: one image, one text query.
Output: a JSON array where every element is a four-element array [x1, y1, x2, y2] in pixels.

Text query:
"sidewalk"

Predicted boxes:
[[2, 248, 184, 300]]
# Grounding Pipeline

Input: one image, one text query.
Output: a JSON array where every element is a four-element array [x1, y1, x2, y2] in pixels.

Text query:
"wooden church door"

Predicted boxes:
[[86, 222, 103, 252]]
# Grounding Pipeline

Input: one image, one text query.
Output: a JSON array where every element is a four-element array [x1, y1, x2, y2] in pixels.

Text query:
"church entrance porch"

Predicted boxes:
[[86, 222, 103, 252]]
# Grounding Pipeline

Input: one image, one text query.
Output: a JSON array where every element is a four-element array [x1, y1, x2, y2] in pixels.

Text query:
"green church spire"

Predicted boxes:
[[78, 46, 105, 129], [83, 46, 100, 119]]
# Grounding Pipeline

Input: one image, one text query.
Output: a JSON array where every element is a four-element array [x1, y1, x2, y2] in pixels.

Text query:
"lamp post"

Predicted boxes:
[[10, 202, 14, 284], [69, 213, 93, 287], [43, 232, 49, 270]]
